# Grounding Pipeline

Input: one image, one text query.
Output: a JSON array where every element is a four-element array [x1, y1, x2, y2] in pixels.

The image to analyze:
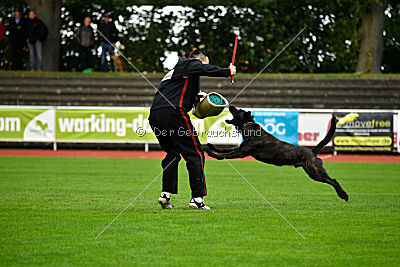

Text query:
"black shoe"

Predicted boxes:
[[158, 193, 172, 209], [189, 197, 210, 210]]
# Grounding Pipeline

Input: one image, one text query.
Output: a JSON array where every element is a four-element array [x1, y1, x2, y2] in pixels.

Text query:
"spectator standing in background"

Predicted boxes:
[[98, 15, 118, 72], [9, 11, 27, 70], [76, 17, 95, 71], [0, 19, 5, 68], [25, 10, 48, 72]]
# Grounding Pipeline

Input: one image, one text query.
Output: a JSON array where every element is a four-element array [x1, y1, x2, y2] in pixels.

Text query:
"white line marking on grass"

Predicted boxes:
[[93, 27, 176, 109], [224, 158, 306, 239], [95, 157, 176, 239], [229, 27, 306, 105]]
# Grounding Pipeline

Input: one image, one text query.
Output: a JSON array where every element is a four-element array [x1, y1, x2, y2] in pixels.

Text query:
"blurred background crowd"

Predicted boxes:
[[0, 0, 398, 73], [0, 9, 120, 72]]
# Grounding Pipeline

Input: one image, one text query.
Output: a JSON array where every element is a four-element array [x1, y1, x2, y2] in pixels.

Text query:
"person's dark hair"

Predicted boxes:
[[189, 49, 209, 61]]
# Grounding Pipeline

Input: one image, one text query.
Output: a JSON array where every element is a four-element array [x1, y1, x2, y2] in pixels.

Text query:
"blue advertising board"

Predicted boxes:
[[251, 110, 299, 145]]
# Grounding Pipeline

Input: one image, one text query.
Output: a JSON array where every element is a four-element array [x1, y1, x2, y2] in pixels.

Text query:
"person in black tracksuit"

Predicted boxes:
[[149, 49, 236, 210]]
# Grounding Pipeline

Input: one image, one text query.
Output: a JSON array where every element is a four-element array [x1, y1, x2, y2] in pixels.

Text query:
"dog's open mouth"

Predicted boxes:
[[225, 105, 254, 126]]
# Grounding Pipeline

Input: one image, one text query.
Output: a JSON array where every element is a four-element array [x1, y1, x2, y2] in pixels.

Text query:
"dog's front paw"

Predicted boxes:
[[207, 143, 216, 150], [205, 149, 216, 157], [205, 149, 223, 160]]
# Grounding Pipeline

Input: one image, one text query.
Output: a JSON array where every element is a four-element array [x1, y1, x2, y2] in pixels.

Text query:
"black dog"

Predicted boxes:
[[206, 105, 349, 201]]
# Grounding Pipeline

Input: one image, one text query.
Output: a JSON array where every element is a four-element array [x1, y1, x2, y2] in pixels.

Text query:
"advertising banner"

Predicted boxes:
[[55, 108, 240, 144], [56, 108, 154, 142], [2, 106, 396, 151], [0, 107, 55, 141], [333, 112, 393, 152], [398, 112, 400, 153], [298, 113, 332, 147], [0, 107, 300, 145], [251, 110, 299, 145]]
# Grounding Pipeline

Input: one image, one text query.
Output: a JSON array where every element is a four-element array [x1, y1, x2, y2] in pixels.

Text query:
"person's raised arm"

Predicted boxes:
[[185, 60, 236, 77]]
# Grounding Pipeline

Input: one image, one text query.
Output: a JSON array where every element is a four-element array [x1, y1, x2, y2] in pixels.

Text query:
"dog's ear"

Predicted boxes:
[[229, 105, 237, 113], [225, 119, 233, 125], [245, 111, 254, 120]]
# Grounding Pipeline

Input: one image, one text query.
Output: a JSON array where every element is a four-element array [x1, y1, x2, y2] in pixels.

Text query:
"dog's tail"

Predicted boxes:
[[312, 116, 337, 155]]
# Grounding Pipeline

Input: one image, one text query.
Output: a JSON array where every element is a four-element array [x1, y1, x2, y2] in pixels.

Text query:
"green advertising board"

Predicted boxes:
[[56, 108, 155, 142], [0, 107, 55, 141], [0, 106, 241, 144]]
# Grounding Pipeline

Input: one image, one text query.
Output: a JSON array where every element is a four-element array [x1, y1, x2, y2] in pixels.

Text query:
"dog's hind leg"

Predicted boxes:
[[303, 158, 349, 201]]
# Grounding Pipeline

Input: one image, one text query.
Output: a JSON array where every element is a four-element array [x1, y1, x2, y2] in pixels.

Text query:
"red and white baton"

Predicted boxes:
[[231, 34, 238, 84]]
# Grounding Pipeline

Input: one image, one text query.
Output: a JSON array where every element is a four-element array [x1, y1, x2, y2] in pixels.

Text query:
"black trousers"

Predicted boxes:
[[78, 45, 92, 71], [149, 107, 206, 198], [11, 43, 25, 70]]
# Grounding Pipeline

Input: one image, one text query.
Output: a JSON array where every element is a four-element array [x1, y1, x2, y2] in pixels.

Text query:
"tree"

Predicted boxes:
[[356, 0, 388, 73], [26, 0, 61, 71], [382, 0, 399, 73], [1, 0, 398, 73]]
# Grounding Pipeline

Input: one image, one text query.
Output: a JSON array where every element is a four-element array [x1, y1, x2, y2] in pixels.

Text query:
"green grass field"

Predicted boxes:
[[0, 156, 399, 266]]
